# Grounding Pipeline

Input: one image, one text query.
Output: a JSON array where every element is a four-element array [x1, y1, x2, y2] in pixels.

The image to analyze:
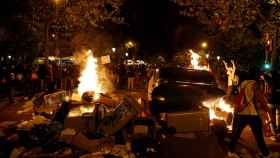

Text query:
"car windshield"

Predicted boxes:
[[159, 67, 216, 85]]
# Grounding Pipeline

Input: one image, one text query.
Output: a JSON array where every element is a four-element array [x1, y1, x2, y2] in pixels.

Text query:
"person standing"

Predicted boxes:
[[8, 65, 16, 104], [38, 63, 48, 91], [127, 66, 135, 90], [228, 67, 273, 158], [31, 66, 39, 94]]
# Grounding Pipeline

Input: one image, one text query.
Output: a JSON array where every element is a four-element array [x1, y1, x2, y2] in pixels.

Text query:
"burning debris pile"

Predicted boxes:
[[72, 49, 114, 101], [0, 49, 149, 158], [69, 49, 116, 117], [0, 94, 143, 158]]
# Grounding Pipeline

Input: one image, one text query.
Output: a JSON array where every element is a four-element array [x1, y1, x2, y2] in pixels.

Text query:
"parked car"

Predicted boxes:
[[151, 67, 225, 133]]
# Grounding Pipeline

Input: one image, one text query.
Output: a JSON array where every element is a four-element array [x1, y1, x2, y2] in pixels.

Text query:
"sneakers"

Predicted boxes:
[[227, 151, 240, 158]]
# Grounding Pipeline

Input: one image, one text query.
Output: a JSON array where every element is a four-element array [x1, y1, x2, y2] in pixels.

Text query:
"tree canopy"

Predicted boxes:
[[21, 0, 125, 55], [173, 0, 280, 52]]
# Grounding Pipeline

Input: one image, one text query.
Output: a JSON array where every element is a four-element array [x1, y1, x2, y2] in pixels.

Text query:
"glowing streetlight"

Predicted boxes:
[[217, 56, 220, 61], [206, 54, 209, 59], [8, 55, 11, 59], [112, 48, 116, 52], [53, 0, 61, 4], [48, 56, 56, 61], [201, 42, 208, 48], [125, 41, 135, 48], [267, 40, 270, 45], [125, 52, 129, 57]]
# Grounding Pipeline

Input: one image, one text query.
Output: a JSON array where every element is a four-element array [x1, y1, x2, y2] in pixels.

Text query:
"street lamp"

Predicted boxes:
[[112, 48, 116, 53], [201, 42, 208, 48], [217, 56, 220, 61], [125, 52, 129, 57], [125, 41, 135, 49], [53, 0, 61, 5]]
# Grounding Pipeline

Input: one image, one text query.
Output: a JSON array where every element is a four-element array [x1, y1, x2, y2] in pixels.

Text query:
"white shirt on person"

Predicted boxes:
[[239, 80, 258, 116]]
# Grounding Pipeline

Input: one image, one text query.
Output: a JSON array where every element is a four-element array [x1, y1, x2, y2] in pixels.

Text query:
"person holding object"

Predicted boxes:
[[223, 60, 236, 88], [226, 66, 274, 158]]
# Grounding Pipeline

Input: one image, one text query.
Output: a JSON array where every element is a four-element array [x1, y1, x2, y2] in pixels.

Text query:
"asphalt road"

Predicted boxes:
[[159, 133, 226, 158]]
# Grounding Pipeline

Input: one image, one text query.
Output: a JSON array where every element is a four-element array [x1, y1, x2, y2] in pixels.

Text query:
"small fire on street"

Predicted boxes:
[[202, 98, 234, 121]]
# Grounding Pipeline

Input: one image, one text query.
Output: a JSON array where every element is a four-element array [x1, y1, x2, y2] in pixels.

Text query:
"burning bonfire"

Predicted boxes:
[[77, 50, 103, 99], [69, 49, 114, 117]]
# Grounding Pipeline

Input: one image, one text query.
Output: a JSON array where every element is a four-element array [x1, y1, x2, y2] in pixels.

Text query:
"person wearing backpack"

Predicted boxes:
[[227, 67, 273, 158]]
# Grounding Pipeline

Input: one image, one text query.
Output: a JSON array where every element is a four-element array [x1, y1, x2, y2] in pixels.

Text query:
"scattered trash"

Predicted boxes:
[[10, 146, 26, 158], [80, 144, 136, 158], [17, 115, 50, 129], [20, 147, 73, 158], [1, 94, 147, 158], [44, 90, 66, 108], [17, 99, 34, 114], [98, 96, 143, 136]]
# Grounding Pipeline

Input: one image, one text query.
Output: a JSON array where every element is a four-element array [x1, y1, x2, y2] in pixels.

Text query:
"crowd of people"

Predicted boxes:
[[0, 58, 157, 104], [0, 60, 79, 104], [109, 64, 156, 91]]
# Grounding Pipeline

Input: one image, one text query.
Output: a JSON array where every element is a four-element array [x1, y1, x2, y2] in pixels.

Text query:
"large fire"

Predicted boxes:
[[69, 49, 113, 117], [77, 50, 103, 99], [189, 49, 209, 71]]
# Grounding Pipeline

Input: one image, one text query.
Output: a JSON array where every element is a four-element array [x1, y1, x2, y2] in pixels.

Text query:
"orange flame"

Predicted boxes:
[[202, 97, 234, 120], [189, 49, 209, 71], [76, 50, 104, 100], [68, 105, 95, 117]]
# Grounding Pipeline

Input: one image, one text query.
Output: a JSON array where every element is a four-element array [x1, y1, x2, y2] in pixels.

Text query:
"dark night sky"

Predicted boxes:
[[0, 0, 206, 57], [0, 0, 25, 37], [122, 0, 206, 57], [0, 0, 19, 25]]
